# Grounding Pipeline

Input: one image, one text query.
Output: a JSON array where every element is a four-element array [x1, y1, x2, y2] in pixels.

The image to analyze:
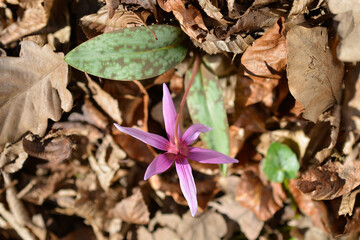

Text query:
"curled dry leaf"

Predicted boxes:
[[157, 0, 208, 42], [209, 195, 264, 240], [297, 157, 360, 200], [104, 0, 120, 19], [198, 0, 229, 25], [286, 23, 344, 122], [338, 189, 360, 216], [120, 0, 157, 15], [0, 41, 72, 146], [288, 0, 316, 18], [241, 17, 287, 81], [288, 179, 331, 234], [236, 170, 287, 221], [22, 133, 73, 163], [0, 2, 48, 45], [301, 105, 341, 168], [88, 134, 125, 191], [80, 6, 150, 39], [109, 188, 149, 225], [0, 141, 28, 173]]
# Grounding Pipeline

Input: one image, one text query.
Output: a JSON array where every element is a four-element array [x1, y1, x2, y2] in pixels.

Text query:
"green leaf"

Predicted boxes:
[[263, 142, 299, 183], [186, 62, 230, 175], [65, 25, 188, 81]]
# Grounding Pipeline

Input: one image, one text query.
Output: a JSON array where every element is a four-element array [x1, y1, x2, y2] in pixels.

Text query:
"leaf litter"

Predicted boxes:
[[0, 0, 360, 239]]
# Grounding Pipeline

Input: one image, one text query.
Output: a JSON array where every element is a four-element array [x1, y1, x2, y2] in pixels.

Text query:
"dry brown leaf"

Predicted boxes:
[[109, 188, 149, 225], [83, 75, 122, 125], [236, 170, 287, 221], [338, 189, 360, 216], [192, 34, 254, 54], [227, 8, 278, 36], [80, 6, 149, 39], [88, 134, 125, 191], [104, 0, 120, 19], [177, 210, 227, 240], [209, 195, 264, 240], [302, 105, 341, 166], [198, 0, 229, 25], [22, 133, 73, 163], [0, 41, 72, 146], [341, 64, 360, 155], [328, 0, 360, 61], [241, 17, 287, 80], [286, 23, 344, 122], [120, 0, 157, 14], [157, 0, 209, 42], [288, 179, 331, 234], [289, 0, 316, 18], [0, 141, 28, 173], [297, 158, 360, 200], [0, 3, 47, 45]]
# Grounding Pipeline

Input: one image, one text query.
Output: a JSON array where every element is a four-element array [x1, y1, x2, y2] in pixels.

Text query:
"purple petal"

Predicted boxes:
[[186, 147, 239, 164], [181, 123, 212, 145], [114, 123, 169, 151], [175, 156, 198, 217], [162, 83, 178, 143], [144, 153, 175, 180]]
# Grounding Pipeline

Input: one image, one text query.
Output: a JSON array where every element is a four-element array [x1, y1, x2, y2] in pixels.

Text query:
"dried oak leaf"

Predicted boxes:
[[288, 0, 317, 18], [236, 170, 287, 221], [286, 23, 344, 122], [297, 159, 360, 200], [0, 2, 48, 45], [109, 188, 150, 225], [0, 41, 72, 146], [157, 0, 208, 42], [328, 0, 360, 62], [288, 179, 331, 234], [80, 6, 150, 39], [241, 17, 287, 81]]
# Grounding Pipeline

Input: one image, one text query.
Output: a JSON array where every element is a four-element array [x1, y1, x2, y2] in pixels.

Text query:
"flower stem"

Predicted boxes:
[[174, 53, 200, 148]]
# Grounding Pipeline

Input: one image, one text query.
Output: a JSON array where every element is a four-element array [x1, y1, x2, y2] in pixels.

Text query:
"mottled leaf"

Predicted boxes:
[[186, 63, 230, 174], [263, 142, 299, 182], [65, 25, 188, 81]]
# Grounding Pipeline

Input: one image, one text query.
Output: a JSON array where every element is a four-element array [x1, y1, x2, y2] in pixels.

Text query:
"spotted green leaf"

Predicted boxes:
[[186, 63, 230, 175], [65, 25, 188, 81], [263, 142, 299, 183]]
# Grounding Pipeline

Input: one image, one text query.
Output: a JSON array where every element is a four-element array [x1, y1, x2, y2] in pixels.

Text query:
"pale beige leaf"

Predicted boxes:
[[210, 195, 264, 240], [177, 210, 227, 240], [0, 41, 72, 146], [328, 0, 360, 61], [289, 0, 316, 18], [0, 5, 47, 45], [0, 141, 28, 173], [286, 24, 343, 122], [109, 188, 150, 225], [339, 189, 360, 216]]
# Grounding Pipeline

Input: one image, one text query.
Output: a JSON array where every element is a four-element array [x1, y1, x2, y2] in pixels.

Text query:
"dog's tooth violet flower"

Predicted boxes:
[[114, 83, 238, 216]]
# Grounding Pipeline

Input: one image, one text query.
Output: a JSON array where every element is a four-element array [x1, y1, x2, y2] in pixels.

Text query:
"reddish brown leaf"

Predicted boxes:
[[241, 17, 287, 80], [236, 170, 286, 221]]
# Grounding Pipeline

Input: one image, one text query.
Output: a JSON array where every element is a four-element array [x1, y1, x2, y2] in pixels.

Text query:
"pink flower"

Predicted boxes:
[[114, 83, 238, 216]]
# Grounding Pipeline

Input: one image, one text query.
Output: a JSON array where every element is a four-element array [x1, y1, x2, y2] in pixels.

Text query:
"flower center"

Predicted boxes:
[[167, 141, 188, 156]]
